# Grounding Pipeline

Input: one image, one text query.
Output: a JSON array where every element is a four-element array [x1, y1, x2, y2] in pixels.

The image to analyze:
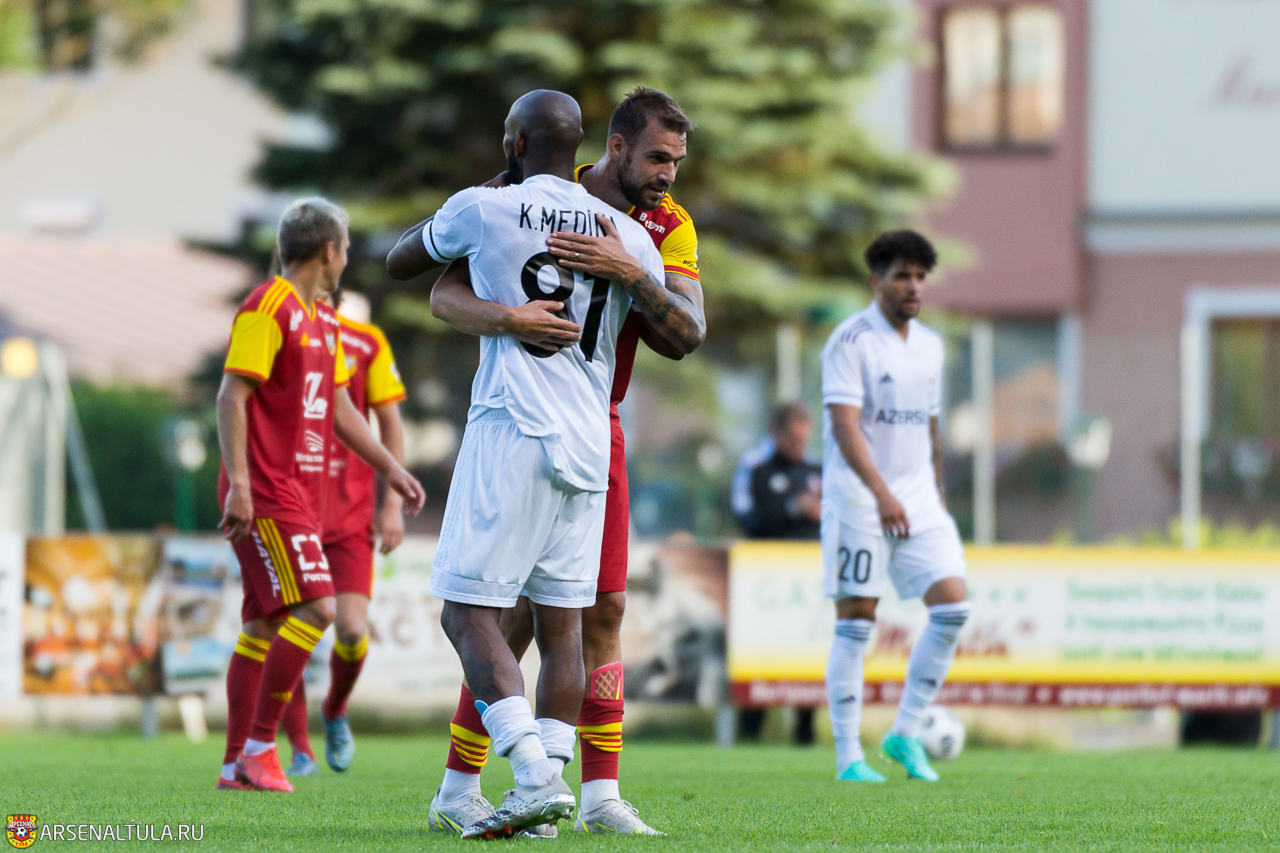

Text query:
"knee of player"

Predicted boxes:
[[334, 617, 366, 648], [440, 601, 476, 645], [927, 600, 971, 630], [835, 596, 878, 622], [585, 592, 626, 637], [297, 596, 336, 629]]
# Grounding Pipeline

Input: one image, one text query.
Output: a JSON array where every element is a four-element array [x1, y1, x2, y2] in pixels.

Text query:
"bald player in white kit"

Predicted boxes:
[[423, 90, 665, 839], [820, 230, 971, 784]]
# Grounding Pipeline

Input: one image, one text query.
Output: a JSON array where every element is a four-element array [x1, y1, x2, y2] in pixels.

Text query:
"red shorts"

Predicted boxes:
[[324, 526, 375, 598], [597, 416, 629, 594], [234, 517, 335, 622]]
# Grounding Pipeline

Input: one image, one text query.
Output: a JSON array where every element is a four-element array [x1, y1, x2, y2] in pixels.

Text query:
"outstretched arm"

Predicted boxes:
[[334, 388, 426, 515], [547, 214, 706, 355], [386, 218, 436, 281], [388, 172, 513, 281], [431, 259, 583, 352], [373, 401, 406, 553]]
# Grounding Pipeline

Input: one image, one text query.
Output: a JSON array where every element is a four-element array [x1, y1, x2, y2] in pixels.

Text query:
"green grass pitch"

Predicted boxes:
[[2, 732, 1277, 850]]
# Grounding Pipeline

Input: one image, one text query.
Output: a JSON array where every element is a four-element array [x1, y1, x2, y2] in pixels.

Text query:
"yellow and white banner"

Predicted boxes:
[[728, 543, 1280, 709]]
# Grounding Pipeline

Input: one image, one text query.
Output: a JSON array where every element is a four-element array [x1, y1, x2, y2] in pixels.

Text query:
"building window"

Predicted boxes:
[[1212, 320, 1280, 443], [942, 4, 1064, 149]]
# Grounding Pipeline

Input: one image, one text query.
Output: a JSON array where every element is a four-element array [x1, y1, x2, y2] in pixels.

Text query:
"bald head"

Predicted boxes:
[[502, 90, 584, 182]]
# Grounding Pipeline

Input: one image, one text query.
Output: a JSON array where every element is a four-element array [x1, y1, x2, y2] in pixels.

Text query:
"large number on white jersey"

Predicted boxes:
[[520, 252, 611, 361], [302, 371, 327, 419]]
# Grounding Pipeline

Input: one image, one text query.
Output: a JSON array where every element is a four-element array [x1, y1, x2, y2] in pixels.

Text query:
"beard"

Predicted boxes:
[[504, 153, 523, 186], [617, 152, 669, 210]]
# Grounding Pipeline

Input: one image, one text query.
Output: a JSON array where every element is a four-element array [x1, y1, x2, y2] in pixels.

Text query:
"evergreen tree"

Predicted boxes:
[[230, 0, 943, 325]]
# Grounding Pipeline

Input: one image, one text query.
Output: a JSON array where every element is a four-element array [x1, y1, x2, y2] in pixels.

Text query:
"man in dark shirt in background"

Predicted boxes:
[[734, 402, 822, 539], [732, 402, 822, 742]]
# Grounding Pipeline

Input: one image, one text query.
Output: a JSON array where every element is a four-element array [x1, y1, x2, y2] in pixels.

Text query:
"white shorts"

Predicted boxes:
[[430, 410, 605, 609], [821, 514, 966, 600]]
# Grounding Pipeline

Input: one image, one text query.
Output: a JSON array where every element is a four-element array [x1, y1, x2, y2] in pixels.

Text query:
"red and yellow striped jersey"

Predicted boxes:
[[324, 316, 406, 539], [217, 276, 350, 530], [573, 164, 700, 405]]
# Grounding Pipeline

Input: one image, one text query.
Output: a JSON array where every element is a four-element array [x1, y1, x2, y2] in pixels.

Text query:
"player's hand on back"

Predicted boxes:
[[876, 491, 910, 539], [502, 301, 582, 352], [548, 214, 645, 285], [220, 486, 254, 542], [377, 498, 405, 554], [386, 466, 427, 516]]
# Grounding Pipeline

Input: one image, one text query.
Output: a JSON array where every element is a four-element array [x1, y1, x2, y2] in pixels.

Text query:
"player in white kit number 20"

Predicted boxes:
[[820, 230, 971, 783], [424, 90, 666, 839]]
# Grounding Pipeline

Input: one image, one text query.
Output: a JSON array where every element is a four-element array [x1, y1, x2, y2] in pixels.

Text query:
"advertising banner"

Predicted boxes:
[[0, 534, 23, 699], [353, 538, 729, 708], [729, 543, 1280, 710], [23, 536, 163, 695], [158, 538, 245, 695]]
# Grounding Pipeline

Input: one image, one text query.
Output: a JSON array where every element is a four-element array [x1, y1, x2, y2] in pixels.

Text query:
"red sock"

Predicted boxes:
[[445, 684, 490, 774], [322, 633, 368, 720], [578, 663, 624, 783], [247, 617, 324, 744], [282, 679, 314, 759], [223, 633, 269, 764]]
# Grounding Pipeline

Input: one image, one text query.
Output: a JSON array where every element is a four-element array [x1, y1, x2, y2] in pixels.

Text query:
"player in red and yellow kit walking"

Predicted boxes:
[[216, 198, 424, 793], [280, 292, 408, 776], [394, 87, 705, 835]]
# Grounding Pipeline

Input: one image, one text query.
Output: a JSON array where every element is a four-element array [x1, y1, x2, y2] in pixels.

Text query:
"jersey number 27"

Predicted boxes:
[[521, 251, 609, 361]]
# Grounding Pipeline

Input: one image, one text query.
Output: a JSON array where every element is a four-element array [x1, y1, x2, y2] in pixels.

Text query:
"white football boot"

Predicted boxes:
[[460, 778, 575, 840], [574, 799, 666, 835], [427, 787, 495, 833]]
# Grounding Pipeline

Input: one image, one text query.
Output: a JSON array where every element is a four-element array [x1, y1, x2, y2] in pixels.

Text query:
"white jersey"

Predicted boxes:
[[424, 174, 665, 492], [820, 302, 948, 531]]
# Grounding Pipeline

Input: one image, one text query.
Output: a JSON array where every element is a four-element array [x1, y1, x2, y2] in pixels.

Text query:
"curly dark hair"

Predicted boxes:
[[607, 86, 693, 143], [863, 230, 938, 276]]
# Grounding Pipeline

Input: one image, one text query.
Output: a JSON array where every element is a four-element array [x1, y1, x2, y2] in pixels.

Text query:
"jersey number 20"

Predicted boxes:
[[521, 252, 610, 361]]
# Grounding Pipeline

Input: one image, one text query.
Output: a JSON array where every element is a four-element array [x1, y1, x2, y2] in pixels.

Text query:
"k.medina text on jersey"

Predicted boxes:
[[519, 204, 617, 236]]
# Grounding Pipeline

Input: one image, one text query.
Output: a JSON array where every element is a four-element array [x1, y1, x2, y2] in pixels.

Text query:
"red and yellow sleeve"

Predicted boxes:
[[333, 335, 350, 388], [224, 311, 283, 383], [366, 326, 407, 406], [659, 215, 699, 281]]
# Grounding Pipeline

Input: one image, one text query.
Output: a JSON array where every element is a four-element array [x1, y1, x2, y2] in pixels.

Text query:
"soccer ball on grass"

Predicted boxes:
[[918, 705, 965, 760]]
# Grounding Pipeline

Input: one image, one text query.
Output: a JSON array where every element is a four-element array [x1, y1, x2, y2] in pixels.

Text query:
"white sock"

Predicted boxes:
[[537, 717, 576, 776], [220, 763, 236, 781], [891, 602, 971, 738], [439, 768, 482, 802], [580, 778, 620, 814], [243, 738, 274, 756], [826, 618, 874, 770], [480, 696, 554, 788], [507, 733, 555, 788]]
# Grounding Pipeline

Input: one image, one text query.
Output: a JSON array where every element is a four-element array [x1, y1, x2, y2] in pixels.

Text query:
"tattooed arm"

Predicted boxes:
[[546, 214, 706, 355]]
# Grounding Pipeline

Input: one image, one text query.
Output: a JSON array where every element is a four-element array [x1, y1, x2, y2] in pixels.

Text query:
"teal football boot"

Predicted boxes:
[[836, 759, 886, 782], [286, 750, 317, 776], [324, 715, 356, 772], [881, 733, 939, 781]]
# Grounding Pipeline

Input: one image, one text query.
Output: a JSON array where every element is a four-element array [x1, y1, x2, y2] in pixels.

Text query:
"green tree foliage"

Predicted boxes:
[[231, 0, 942, 326], [0, 0, 188, 69], [66, 382, 222, 531]]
